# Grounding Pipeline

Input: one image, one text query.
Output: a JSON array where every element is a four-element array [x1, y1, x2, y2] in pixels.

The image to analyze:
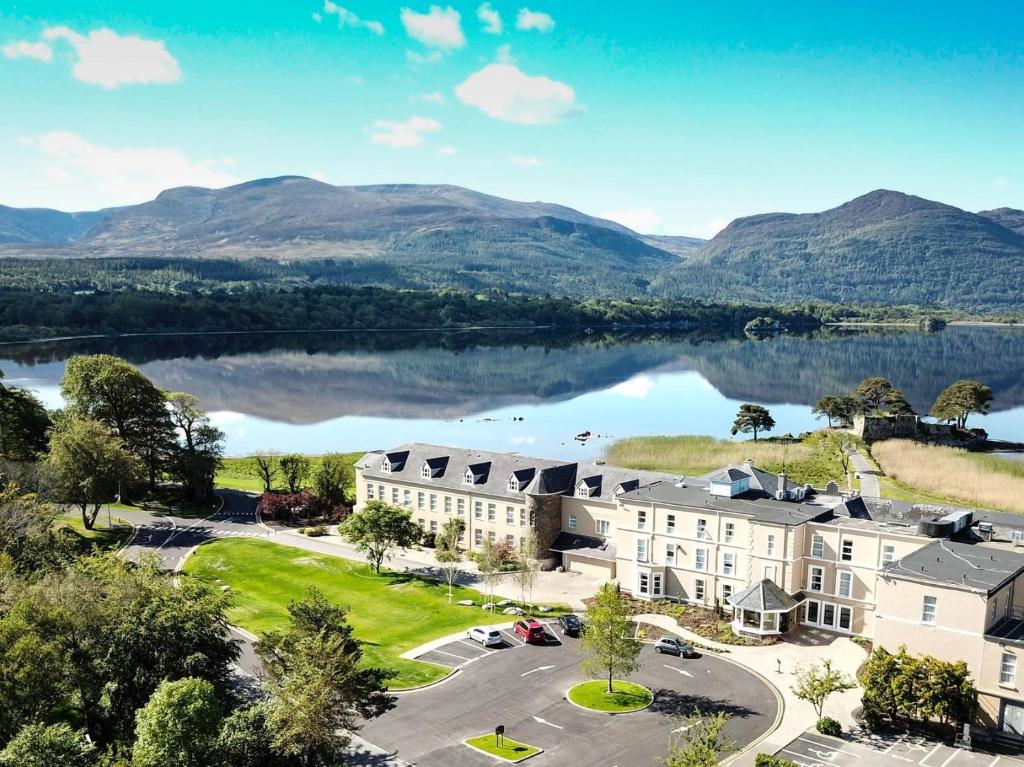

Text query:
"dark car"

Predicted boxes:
[[654, 637, 696, 657], [557, 614, 583, 636]]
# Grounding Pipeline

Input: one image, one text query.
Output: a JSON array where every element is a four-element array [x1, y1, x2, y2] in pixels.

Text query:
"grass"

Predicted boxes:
[[216, 452, 365, 494], [56, 510, 134, 552], [464, 734, 542, 762], [872, 440, 1024, 514], [605, 431, 863, 488], [109, 488, 221, 519], [567, 680, 654, 713], [184, 538, 512, 688]]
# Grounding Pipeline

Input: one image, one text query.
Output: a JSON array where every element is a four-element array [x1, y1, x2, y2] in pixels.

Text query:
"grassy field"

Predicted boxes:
[[216, 452, 365, 494], [465, 734, 542, 762], [567, 680, 653, 712], [57, 511, 134, 552], [872, 440, 1024, 513], [605, 431, 861, 488], [184, 538, 512, 688]]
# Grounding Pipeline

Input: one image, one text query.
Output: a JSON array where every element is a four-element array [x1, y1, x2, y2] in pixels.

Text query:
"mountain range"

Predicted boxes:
[[2, 178, 1023, 311]]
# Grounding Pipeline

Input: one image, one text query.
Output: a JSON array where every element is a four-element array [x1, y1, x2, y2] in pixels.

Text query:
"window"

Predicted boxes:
[[841, 539, 854, 562], [809, 566, 824, 592], [724, 522, 735, 544], [636, 538, 648, 562], [403, 489, 411, 506], [487, 503, 496, 522], [721, 584, 733, 601], [922, 595, 937, 624], [474, 529, 482, 545], [377, 484, 385, 500], [811, 534, 824, 558], [506, 506, 515, 525], [666, 543, 675, 565], [463, 468, 475, 485], [520, 508, 527, 526], [576, 484, 591, 498], [882, 545, 895, 564], [695, 548, 707, 571], [637, 510, 647, 530], [694, 579, 706, 601], [390, 488, 399, 504], [766, 533, 776, 557], [417, 491, 425, 510], [457, 498, 465, 515], [568, 514, 578, 529], [417, 518, 424, 528], [652, 573, 663, 597], [666, 514, 675, 533], [366, 484, 374, 499], [838, 571, 852, 598], [429, 520, 437, 533], [508, 475, 519, 492], [639, 572, 650, 594], [596, 519, 610, 536], [421, 463, 431, 479], [429, 494, 437, 512], [697, 518, 709, 540], [445, 497, 452, 514], [838, 606, 852, 632], [488, 530, 496, 543], [474, 501, 483, 519], [821, 603, 836, 628], [506, 534, 515, 548], [722, 552, 735, 575], [806, 601, 819, 623], [1001, 653, 1018, 686]]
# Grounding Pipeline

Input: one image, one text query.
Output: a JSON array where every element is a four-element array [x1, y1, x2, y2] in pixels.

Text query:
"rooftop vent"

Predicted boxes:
[[918, 518, 954, 538]]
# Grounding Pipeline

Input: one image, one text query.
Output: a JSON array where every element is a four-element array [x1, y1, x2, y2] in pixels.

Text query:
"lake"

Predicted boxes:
[[2, 326, 1023, 460]]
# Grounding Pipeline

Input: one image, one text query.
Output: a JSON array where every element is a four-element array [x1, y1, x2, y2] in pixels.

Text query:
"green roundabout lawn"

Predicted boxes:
[[465, 734, 542, 762], [567, 680, 654, 713], [184, 538, 511, 689]]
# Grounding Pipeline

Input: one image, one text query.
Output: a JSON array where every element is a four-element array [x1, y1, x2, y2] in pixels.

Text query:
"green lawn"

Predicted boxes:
[[57, 510, 134, 552], [109, 488, 221, 519], [465, 734, 542, 762], [567, 680, 654, 713], [216, 452, 365, 494], [183, 538, 510, 688]]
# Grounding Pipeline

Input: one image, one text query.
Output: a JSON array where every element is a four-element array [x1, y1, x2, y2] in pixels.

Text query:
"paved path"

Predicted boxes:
[[849, 449, 881, 497]]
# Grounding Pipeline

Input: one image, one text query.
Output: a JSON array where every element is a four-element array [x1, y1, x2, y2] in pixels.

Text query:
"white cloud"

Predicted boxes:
[[208, 411, 247, 426], [2, 40, 53, 61], [323, 1, 385, 35], [609, 375, 654, 399], [368, 116, 442, 148], [412, 90, 445, 104], [312, 11, 323, 22], [39, 26, 181, 88], [455, 63, 578, 124], [601, 207, 661, 233], [25, 131, 238, 205], [477, 2, 503, 34], [309, 170, 329, 182], [509, 155, 542, 167], [400, 5, 465, 50], [994, 177, 1009, 189], [406, 49, 443, 65], [437, 145, 457, 156], [516, 8, 555, 32], [495, 43, 515, 64]]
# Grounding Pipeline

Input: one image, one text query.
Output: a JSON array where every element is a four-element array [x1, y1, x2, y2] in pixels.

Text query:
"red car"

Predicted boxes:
[[513, 619, 546, 644]]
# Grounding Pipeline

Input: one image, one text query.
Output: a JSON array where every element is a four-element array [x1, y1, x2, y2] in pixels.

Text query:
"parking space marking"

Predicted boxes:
[[502, 631, 525, 646], [920, 744, 945, 767], [429, 648, 474, 662], [939, 751, 960, 767], [457, 639, 488, 652]]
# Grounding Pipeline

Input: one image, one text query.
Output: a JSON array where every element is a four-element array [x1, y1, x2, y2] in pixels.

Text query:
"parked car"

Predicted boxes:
[[557, 613, 583, 636], [654, 637, 696, 657], [513, 619, 547, 644], [466, 627, 504, 647]]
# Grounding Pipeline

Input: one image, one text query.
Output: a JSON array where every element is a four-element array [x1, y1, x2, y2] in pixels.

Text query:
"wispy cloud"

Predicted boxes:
[[368, 116, 442, 148], [401, 5, 465, 50], [437, 145, 457, 156], [455, 63, 578, 124], [516, 8, 555, 32], [411, 90, 446, 104], [601, 208, 661, 233], [477, 2, 503, 34], [322, 1, 385, 34], [2, 40, 53, 61]]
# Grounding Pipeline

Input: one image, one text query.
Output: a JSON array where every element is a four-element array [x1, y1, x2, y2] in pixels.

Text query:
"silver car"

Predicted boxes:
[[654, 637, 695, 657], [467, 627, 504, 647]]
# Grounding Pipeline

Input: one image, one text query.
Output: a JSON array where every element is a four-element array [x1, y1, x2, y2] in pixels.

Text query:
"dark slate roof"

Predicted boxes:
[[465, 461, 491, 484], [422, 456, 449, 478], [530, 463, 579, 496], [883, 539, 1024, 594], [709, 468, 749, 483], [511, 467, 536, 484], [384, 450, 409, 470], [550, 532, 616, 562], [727, 579, 801, 612]]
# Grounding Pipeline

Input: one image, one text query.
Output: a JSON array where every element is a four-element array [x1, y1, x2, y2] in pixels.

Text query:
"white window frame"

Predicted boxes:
[[837, 571, 852, 598], [922, 595, 937, 625], [637, 510, 647, 531], [506, 506, 515, 524], [366, 483, 374, 499], [390, 488, 399, 504], [1001, 652, 1017, 687], [652, 573, 663, 597], [882, 544, 895, 564], [429, 494, 437, 512], [568, 514, 578, 529], [840, 539, 854, 562], [694, 578, 706, 601], [694, 547, 707, 571], [403, 489, 411, 506], [421, 463, 431, 479], [444, 496, 452, 514], [665, 543, 675, 565], [474, 529, 483, 545], [506, 534, 515, 548], [809, 566, 824, 592], [666, 514, 675, 534], [766, 533, 775, 557], [811, 534, 825, 559], [722, 552, 735, 576], [636, 538, 648, 563], [507, 475, 520, 492], [724, 522, 735, 544], [596, 519, 610, 536], [463, 468, 475, 485], [697, 518, 709, 540], [487, 503, 496, 522], [474, 501, 483, 519], [519, 508, 527, 526], [457, 498, 465, 515], [638, 571, 650, 595], [417, 491, 425, 510]]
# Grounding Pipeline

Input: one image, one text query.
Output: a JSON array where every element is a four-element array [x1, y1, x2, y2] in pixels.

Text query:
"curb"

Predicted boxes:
[[390, 666, 461, 695], [463, 738, 544, 764], [114, 516, 139, 552], [716, 654, 786, 766], [564, 681, 655, 715]]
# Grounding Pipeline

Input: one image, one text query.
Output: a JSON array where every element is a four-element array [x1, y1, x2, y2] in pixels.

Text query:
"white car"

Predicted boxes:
[[467, 627, 503, 647]]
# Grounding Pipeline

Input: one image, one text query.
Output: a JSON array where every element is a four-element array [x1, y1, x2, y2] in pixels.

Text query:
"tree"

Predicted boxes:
[[131, 677, 223, 767], [434, 518, 465, 599], [218, 702, 290, 767], [46, 417, 141, 529], [730, 404, 775, 441], [0, 370, 51, 461], [258, 590, 394, 766], [580, 583, 642, 693], [476, 537, 505, 609], [310, 453, 352, 514], [166, 392, 225, 502], [812, 395, 857, 428], [660, 710, 735, 767], [0, 483, 64, 573], [340, 500, 421, 573], [512, 530, 541, 606], [257, 490, 317, 523], [278, 454, 310, 494], [252, 454, 279, 492], [930, 380, 994, 429], [885, 388, 915, 416], [0, 723, 95, 767], [851, 377, 896, 414], [59, 355, 175, 488], [792, 660, 856, 719]]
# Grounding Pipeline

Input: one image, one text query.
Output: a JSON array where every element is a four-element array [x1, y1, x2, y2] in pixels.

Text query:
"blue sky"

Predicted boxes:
[[2, 1, 1023, 237]]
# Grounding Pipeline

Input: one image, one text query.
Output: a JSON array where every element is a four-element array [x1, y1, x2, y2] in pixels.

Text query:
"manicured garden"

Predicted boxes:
[[465, 734, 542, 762], [567, 680, 653, 713], [183, 537, 511, 688]]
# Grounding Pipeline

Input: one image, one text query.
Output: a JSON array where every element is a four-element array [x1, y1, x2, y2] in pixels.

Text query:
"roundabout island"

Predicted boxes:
[[566, 680, 654, 713]]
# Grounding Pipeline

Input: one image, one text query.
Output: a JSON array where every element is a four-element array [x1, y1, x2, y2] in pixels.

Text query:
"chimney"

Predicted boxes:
[[776, 470, 787, 501]]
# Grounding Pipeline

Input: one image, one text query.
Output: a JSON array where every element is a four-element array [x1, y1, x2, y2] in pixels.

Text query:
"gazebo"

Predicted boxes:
[[727, 579, 801, 636]]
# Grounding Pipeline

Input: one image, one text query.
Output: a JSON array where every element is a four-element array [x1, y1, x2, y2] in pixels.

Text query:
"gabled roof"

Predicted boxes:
[[527, 463, 579, 495], [465, 461, 491, 484], [383, 450, 409, 470], [510, 467, 536, 484], [727, 579, 800, 612], [422, 456, 449, 477]]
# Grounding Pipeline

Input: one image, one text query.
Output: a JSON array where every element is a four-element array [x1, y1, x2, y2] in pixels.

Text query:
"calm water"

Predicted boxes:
[[2, 326, 1023, 460]]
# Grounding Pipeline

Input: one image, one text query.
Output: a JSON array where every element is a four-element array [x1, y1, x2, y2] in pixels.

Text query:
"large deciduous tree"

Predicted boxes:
[[580, 582, 642, 693], [851, 377, 894, 414], [131, 678, 223, 767], [434, 517, 465, 599], [730, 403, 775, 441], [46, 417, 141, 529], [930, 380, 993, 429], [278, 454, 310, 494], [252, 454, 279, 492], [309, 453, 352, 516], [166, 392, 225, 502], [812, 395, 857, 428], [341, 500, 421, 573], [661, 710, 735, 767], [0, 370, 51, 461], [0, 723, 95, 767], [258, 590, 394, 766]]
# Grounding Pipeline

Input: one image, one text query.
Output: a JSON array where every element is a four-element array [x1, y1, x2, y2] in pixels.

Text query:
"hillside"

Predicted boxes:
[[654, 190, 1024, 311], [0, 205, 111, 244], [979, 207, 1024, 235]]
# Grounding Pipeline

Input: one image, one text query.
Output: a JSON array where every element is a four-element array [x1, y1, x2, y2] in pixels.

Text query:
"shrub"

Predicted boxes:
[[816, 716, 842, 736], [300, 525, 329, 537], [256, 490, 318, 522], [755, 755, 798, 767]]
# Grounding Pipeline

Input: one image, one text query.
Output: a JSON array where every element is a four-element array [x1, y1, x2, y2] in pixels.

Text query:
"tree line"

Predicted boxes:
[[813, 377, 993, 429]]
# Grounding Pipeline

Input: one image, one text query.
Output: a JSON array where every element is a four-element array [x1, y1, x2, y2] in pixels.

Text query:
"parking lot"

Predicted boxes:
[[778, 729, 1024, 767], [414, 621, 562, 671]]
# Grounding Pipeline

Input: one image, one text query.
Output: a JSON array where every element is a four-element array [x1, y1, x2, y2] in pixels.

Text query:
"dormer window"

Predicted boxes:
[[508, 476, 521, 492], [421, 463, 431, 479], [464, 468, 475, 485], [381, 457, 392, 473]]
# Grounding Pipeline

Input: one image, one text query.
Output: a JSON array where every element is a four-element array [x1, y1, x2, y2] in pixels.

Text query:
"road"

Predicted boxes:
[[849, 450, 881, 497]]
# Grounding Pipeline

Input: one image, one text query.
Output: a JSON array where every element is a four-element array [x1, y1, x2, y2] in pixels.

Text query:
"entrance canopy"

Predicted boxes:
[[727, 579, 801, 636]]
